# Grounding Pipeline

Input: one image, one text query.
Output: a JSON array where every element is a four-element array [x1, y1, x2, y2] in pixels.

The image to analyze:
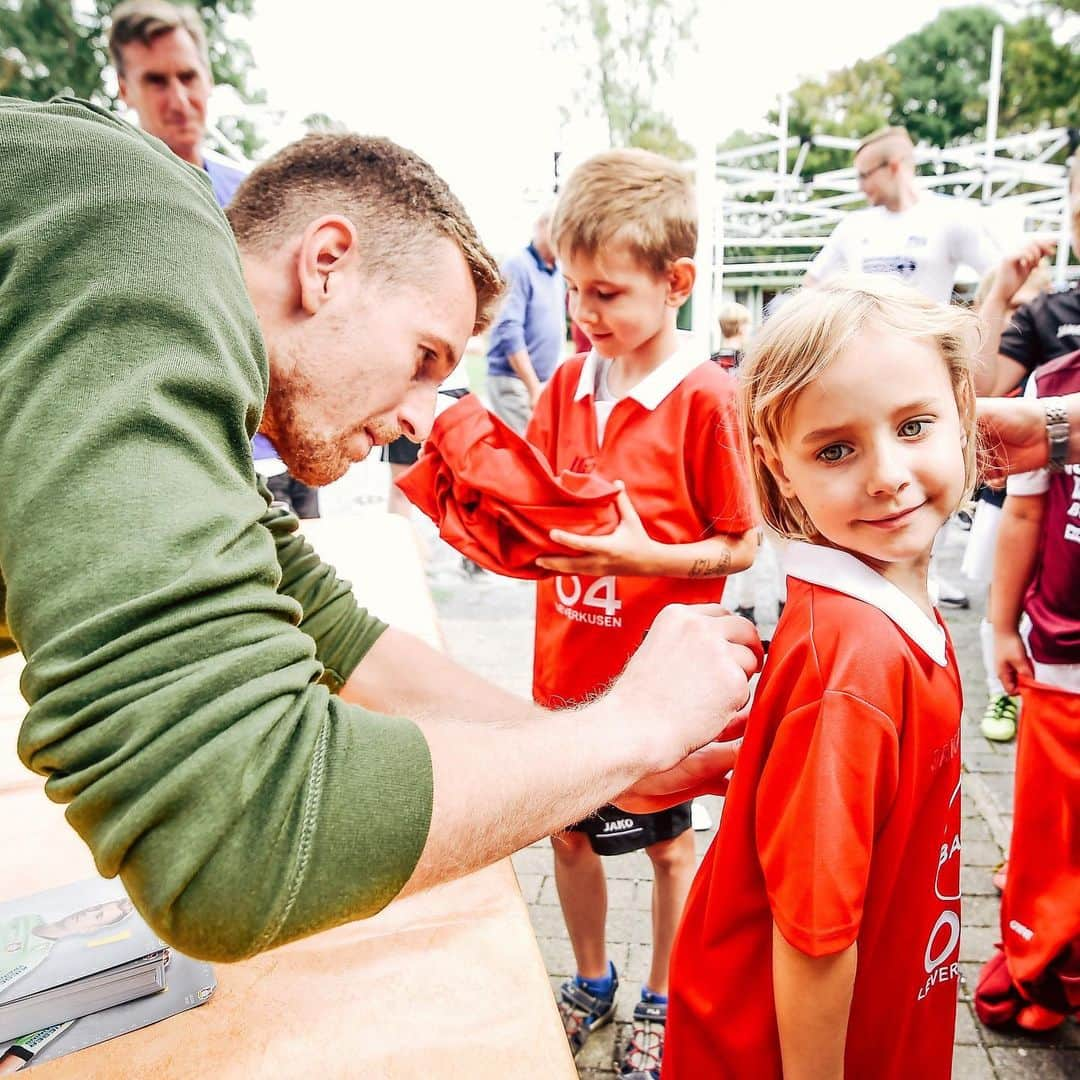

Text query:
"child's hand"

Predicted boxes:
[[994, 630, 1032, 695], [537, 482, 662, 577]]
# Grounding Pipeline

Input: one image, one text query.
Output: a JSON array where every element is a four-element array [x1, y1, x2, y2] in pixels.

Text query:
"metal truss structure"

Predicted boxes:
[[711, 27, 1077, 295]]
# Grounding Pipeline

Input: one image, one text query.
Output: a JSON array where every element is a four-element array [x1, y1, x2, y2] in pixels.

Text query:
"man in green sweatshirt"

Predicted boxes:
[[0, 96, 761, 962]]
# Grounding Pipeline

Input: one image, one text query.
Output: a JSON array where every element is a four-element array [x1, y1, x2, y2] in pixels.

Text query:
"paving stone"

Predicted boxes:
[[965, 751, 1019, 774], [965, 894, 1002, 928], [512, 845, 557, 876], [955, 1001, 982, 1046], [961, 816, 996, 847], [513, 871, 544, 904], [961, 925, 999, 963], [988, 1047, 1080, 1078], [963, 865, 1000, 896], [965, 838, 1007, 868], [952, 1044, 997, 1079]]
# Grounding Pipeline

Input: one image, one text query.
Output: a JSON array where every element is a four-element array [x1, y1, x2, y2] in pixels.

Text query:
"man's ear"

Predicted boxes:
[[117, 76, 131, 108], [754, 436, 796, 498], [666, 258, 696, 307], [296, 215, 359, 315]]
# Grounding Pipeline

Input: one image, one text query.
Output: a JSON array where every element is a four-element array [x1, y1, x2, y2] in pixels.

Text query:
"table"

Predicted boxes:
[[0, 511, 573, 1078]]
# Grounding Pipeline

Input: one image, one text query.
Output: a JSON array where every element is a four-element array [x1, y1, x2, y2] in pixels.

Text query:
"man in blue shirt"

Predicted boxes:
[[485, 212, 566, 433], [108, 1, 318, 517]]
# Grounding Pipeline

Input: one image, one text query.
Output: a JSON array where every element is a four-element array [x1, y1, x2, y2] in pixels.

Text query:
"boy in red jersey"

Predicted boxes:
[[665, 276, 980, 1079], [525, 149, 757, 1076]]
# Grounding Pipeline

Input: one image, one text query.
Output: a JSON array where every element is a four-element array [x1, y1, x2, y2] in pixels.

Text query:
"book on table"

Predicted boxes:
[[0, 877, 170, 1043]]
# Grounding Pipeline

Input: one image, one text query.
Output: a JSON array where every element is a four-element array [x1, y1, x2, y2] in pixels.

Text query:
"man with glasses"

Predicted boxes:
[[804, 126, 999, 304]]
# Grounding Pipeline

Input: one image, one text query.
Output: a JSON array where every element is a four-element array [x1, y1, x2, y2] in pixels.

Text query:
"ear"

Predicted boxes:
[[118, 76, 131, 107], [666, 258, 696, 307], [753, 436, 797, 498], [296, 215, 360, 316]]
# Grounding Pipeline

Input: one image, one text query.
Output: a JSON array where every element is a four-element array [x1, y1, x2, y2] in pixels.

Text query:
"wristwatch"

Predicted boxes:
[[1044, 398, 1070, 474]]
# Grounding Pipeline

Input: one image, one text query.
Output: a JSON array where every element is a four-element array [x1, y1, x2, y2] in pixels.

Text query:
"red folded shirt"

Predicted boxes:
[[395, 394, 620, 579]]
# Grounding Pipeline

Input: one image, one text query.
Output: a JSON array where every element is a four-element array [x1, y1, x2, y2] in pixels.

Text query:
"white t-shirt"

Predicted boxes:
[[810, 193, 999, 303]]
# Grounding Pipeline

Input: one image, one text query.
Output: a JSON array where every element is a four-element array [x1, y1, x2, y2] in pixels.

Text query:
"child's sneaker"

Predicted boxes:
[[557, 965, 618, 1054], [617, 991, 666, 1079], [981, 693, 1019, 742]]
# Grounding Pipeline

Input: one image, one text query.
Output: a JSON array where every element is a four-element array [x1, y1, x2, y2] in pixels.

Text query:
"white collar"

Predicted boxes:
[[573, 337, 703, 410], [783, 542, 947, 667]]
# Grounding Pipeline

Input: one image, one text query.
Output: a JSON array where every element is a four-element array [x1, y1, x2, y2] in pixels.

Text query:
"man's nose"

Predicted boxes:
[[164, 78, 189, 112], [397, 384, 439, 444]]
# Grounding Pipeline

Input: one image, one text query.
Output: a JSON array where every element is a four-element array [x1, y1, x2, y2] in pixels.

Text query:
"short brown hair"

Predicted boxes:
[[227, 134, 503, 334], [551, 148, 696, 275], [718, 301, 751, 339], [108, 0, 210, 77], [740, 275, 980, 542], [856, 126, 914, 158]]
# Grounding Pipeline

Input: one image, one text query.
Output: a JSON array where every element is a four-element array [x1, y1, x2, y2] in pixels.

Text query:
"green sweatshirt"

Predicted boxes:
[[0, 98, 433, 961]]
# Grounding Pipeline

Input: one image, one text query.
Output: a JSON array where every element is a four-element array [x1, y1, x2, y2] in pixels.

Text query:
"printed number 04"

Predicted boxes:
[[555, 575, 622, 618]]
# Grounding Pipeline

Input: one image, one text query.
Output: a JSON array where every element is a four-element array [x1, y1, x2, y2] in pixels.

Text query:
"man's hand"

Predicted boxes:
[[988, 239, 1056, 307], [616, 700, 749, 813], [538, 483, 662, 577], [977, 396, 1049, 485], [602, 607, 762, 775], [994, 629, 1032, 695]]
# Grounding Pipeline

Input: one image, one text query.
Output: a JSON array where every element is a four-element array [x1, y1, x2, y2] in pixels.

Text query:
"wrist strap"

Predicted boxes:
[[1044, 397, 1069, 474]]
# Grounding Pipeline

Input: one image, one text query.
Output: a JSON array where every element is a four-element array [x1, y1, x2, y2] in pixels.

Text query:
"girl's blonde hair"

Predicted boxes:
[[739, 275, 980, 542]]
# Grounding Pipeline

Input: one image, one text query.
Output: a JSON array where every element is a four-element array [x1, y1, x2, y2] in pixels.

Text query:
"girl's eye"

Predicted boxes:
[[817, 444, 851, 463], [595, 291, 615, 301], [899, 419, 928, 438]]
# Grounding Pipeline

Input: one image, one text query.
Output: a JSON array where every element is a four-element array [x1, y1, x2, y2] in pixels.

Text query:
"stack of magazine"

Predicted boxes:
[[0, 878, 215, 1072]]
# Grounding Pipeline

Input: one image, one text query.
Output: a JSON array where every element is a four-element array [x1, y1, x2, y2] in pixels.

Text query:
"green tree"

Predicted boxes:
[[0, 0, 264, 155], [553, 0, 697, 159]]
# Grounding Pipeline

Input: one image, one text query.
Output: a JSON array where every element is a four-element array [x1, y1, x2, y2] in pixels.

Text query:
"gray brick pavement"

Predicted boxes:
[[429, 519, 1078, 1078]]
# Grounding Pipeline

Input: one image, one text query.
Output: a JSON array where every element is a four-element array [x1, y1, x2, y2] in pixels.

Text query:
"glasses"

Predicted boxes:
[[856, 159, 891, 182]]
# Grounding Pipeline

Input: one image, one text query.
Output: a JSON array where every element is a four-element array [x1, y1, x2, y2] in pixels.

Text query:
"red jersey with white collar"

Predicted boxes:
[[525, 347, 754, 708], [666, 544, 963, 1080]]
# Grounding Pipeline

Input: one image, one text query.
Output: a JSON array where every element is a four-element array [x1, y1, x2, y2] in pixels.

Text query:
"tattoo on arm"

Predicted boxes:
[[688, 551, 732, 578]]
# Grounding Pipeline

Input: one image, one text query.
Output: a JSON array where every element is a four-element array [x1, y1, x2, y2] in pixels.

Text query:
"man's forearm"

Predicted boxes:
[[401, 692, 658, 896], [340, 627, 522, 721], [773, 925, 857, 1080], [507, 348, 542, 400]]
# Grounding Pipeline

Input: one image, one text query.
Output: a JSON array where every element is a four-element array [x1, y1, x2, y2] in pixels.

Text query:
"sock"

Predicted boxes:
[[641, 986, 668, 1004], [576, 961, 615, 998]]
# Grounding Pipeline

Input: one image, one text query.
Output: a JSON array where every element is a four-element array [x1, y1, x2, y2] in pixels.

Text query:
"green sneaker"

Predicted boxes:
[[981, 694, 1018, 742]]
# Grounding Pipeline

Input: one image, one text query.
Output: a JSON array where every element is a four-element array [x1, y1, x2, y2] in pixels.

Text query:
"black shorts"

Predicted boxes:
[[381, 434, 422, 466], [567, 802, 692, 857]]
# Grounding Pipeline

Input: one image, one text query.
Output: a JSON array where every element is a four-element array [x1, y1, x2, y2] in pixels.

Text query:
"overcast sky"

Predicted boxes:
[[229, 0, 1016, 254]]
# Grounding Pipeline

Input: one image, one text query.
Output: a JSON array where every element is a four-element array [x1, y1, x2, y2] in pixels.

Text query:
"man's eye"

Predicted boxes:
[[899, 419, 928, 438], [817, 444, 850, 463]]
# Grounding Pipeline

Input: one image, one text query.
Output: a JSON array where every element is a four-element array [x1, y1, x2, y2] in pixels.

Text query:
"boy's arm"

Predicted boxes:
[[773, 924, 857, 1080], [989, 493, 1044, 693], [539, 485, 756, 578]]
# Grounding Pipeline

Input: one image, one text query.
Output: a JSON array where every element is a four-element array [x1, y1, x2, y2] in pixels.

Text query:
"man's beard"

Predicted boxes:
[[261, 354, 403, 487]]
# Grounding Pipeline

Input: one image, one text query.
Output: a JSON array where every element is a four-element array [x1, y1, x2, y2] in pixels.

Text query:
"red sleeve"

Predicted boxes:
[[687, 381, 755, 535], [755, 690, 900, 956]]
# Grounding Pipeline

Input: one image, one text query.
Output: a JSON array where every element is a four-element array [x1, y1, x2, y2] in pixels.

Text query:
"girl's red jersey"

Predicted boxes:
[[525, 348, 755, 708], [666, 543, 963, 1080]]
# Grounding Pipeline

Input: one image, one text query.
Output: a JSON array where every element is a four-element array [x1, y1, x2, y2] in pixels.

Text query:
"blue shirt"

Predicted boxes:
[[486, 244, 565, 381], [203, 149, 247, 210]]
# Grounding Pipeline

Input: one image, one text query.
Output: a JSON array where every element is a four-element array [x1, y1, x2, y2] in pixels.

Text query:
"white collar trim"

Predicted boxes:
[[783, 542, 947, 666], [573, 338, 703, 410]]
